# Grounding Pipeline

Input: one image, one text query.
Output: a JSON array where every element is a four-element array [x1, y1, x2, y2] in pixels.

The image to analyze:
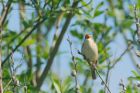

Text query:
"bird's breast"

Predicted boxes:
[[82, 39, 98, 62]]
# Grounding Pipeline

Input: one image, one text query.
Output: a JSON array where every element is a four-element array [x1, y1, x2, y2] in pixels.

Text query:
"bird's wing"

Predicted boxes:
[[81, 41, 89, 61], [81, 40, 86, 55]]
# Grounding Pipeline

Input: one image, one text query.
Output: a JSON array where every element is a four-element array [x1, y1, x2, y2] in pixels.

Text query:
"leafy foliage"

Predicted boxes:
[[1, 0, 140, 93]]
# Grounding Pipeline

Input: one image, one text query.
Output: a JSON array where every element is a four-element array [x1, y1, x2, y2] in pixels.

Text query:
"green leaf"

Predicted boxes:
[[99, 89, 104, 93], [96, 1, 104, 9], [70, 30, 83, 40], [76, 57, 88, 73], [77, 9, 84, 15], [22, 38, 35, 46], [81, 1, 91, 9], [94, 10, 104, 18], [42, 41, 50, 58], [51, 75, 61, 93], [62, 77, 72, 92], [128, 76, 140, 80], [66, 0, 70, 5], [93, 2, 104, 18], [106, 10, 115, 17], [23, 20, 29, 28], [3, 91, 13, 93], [131, 70, 139, 77], [52, 80, 61, 93], [126, 85, 132, 93], [60, 6, 66, 11]]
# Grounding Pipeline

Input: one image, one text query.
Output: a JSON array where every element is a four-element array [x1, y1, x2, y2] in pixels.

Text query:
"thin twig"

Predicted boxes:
[[2, 16, 47, 66], [26, 46, 32, 76], [104, 54, 111, 93], [119, 79, 126, 93], [102, 13, 112, 93], [9, 52, 20, 93], [110, 44, 132, 69], [94, 66, 112, 93], [0, 1, 12, 92], [0, 0, 12, 26], [3, 79, 12, 91], [50, 12, 64, 52], [122, 29, 140, 74], [67, 36, 79, 93], [134, 5, 140, 42]]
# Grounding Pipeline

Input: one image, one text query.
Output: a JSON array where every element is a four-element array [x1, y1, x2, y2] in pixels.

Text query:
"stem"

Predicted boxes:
[[0, 0, 13, 92], [2, 16, 47, 66], [36, 1, 79, 90], [67, 36, 79, 92], [94, 67, 112, 93], [36, 13, 73, 90]]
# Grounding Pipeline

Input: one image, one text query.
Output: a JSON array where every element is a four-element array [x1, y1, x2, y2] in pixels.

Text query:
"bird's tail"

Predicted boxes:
[[91, 66, 96, 80], [91, 64, 96, 80]]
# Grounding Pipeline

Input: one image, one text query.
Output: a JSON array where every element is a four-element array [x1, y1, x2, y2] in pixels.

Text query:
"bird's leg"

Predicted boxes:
[[77, 50, 93, 67], [95, 60, 97, 67], [77, 50, 85, 59], [77, 50, 82, 55], [77, 50, 87, 61], [93, 64, 97, 69]]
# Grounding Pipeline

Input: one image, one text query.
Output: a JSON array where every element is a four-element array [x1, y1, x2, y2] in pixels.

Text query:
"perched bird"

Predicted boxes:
[[81, 34, 98, 79]]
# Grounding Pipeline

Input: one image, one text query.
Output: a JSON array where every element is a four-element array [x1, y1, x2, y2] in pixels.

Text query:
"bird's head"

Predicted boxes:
[[85, 34, 92, 39]]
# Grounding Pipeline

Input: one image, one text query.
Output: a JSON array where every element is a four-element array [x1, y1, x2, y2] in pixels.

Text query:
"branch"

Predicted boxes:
[[121, 31, 140, 74], [94, 65, 112, 93], [35, 27, 41, 83], [119, 79, 126, 93], [134, 5, 140, 42], [36, 13, 72, 90], [0, 0, 12, 27], [26, 46, 32, 75], [50, 12, 64, 52], [67, 36, 79, 93], [36, 1, 79, 90], [110, 44, 132, 69], [0, 1, 13, 93], [103, 50, 111, 93], [1, 0, 5, 10], [3, 79, 12, 92], [2, 17, 48, 66]]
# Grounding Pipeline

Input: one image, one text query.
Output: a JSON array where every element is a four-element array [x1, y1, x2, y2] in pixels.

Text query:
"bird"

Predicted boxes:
[[81, 34, 98, 79]]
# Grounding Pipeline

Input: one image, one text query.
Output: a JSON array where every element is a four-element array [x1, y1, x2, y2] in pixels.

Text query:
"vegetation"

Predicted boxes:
[[0, 0, 140, 93]]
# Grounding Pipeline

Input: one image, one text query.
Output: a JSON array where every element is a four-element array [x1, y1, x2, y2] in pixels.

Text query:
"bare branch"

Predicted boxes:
[[67, 36, 79, 93], [0, 1, 13, 92], [134, 5, 140, 42], [122, 32, 140, 74], [119, 79, 126, 93], [110, 44, 132, 69], [26, 46, 32, 75], [0, 0, 12, 27], [93, 65, 112, 93]]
